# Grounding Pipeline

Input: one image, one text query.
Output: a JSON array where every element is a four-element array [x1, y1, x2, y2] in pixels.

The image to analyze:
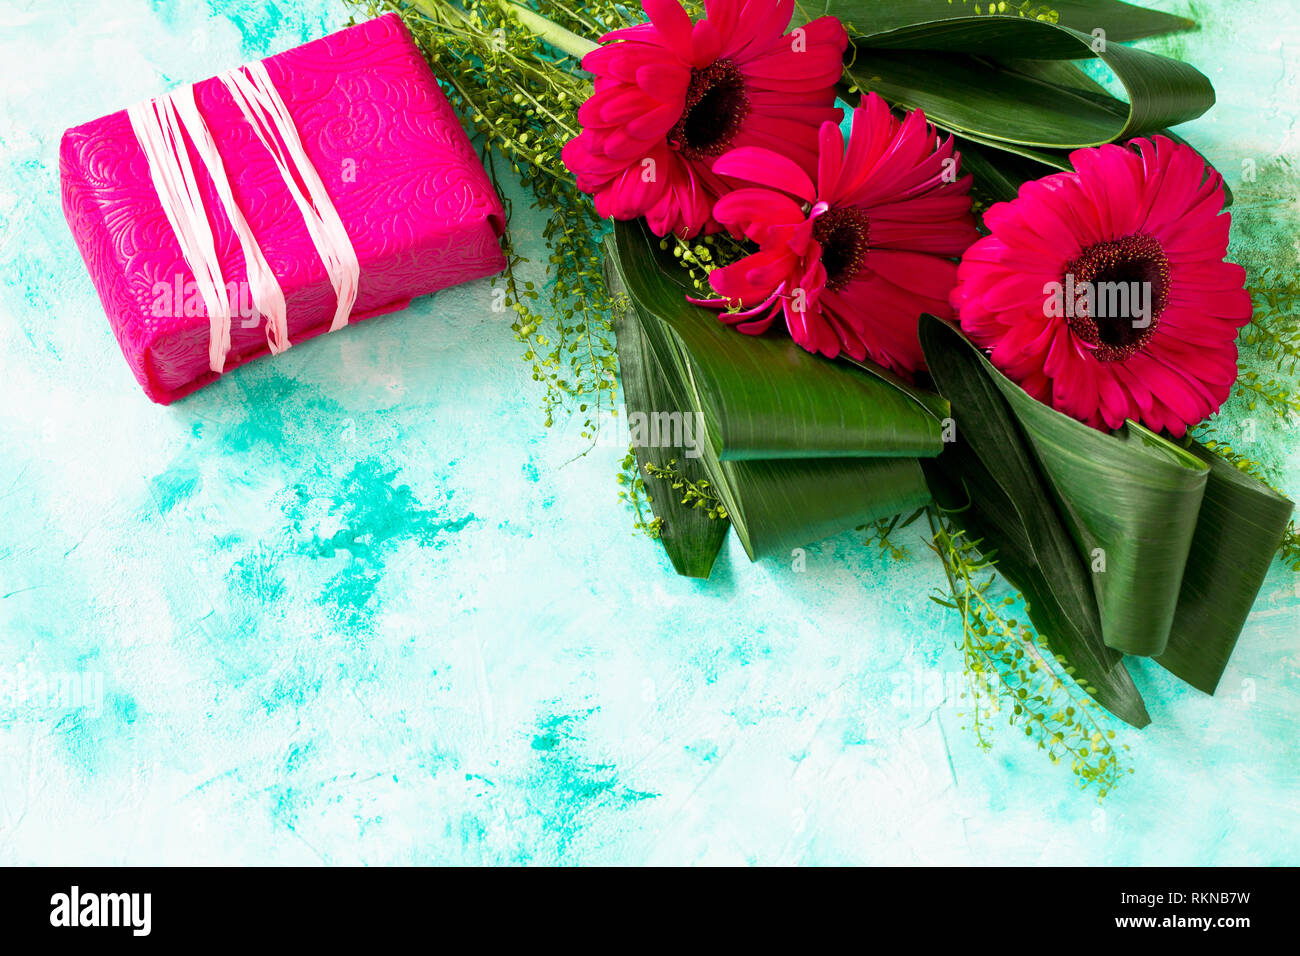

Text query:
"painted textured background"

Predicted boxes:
[[1, 0, 1297, 865]]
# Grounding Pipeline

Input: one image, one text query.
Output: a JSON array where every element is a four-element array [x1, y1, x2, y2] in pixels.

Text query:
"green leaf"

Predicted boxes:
[[606, 219, 940, 562], [605, 253, 730, 579], [611, 225, 947, 461], [954, 135, 1062, 203], [846, 22, 1214, 150], [705, 450, 932, 561], [1049, 0, 1196, 40], [1156, 443, 1294, 693], [918, 313, 1151, 727], [920, 314, 1295, 717], [948, 60, 1233, 206], [981, 362, 1209, 659], [808, 0, 1195, 43]]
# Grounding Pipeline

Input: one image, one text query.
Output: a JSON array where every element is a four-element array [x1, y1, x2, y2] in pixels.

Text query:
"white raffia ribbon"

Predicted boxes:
[[218, 60, 359, 335], [128, 61, 358, 374], [128, 89, 238, 373]]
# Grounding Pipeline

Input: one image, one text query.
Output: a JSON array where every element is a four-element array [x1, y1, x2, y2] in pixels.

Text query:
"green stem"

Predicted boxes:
[[498, 0, 599, 60]]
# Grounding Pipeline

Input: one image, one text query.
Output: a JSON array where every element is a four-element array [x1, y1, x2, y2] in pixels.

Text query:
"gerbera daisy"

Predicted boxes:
[[694, 94, 979, 374], [561, 0, 848, 238], [951, 136, 1250, 437]]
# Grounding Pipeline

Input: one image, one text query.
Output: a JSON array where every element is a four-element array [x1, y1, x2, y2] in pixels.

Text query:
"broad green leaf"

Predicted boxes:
[[606, 219, 938, 562], [981, 360, 1210, 658], [998, 55, 1122, 98], [605, 252, 730, 579], [847, 22, 1214, 150], [1049, 0, 1196, 39], [953, 135, 1062, 203], [921, 314, 1294, 716], [802, 0, 1195, 43], [1157, 443, 1294, 692], [954, 127, 1232, 210], [918, 313, 1151, 727], [953, 130, 1074, 174], [812, 4, 1223, 208], [702, 444, 932, 561], [610, 220, 947, 461], [953, 59, 1234, 205]]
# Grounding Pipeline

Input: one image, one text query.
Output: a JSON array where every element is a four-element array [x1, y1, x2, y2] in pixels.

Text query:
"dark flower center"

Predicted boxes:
[[813, 207, 871, 291], [1064, 233, 1171, 362], [669, 59, 749, 161]]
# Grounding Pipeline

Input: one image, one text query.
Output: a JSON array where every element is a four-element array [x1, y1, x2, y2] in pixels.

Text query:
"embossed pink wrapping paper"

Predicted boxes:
[[59, 13, 506, 404]]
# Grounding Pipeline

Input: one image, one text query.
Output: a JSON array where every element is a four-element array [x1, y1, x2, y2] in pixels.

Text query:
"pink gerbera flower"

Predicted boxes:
[[695, 94, 979, 374], [951, 136, 1251, 437], [562, 0, 848, 238]]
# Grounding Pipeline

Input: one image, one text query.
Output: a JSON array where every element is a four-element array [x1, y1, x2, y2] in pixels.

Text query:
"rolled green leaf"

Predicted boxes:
[[945, 61, 1232, 206], [982, 369, 1210, 658], [846, 22, 1214, 151], [808, 0, 1195, 43], [605, 251, 730, 579], [953, 135, 1063, 202], [606, 220, 940, 562], [1050, 0, 1196, 39], [918, 313, 1151, 727], [609, 220, 947, 461], [1157, 443, 1295, 693], [921, 314, 1295, 717], [705, 450, 932, 561]]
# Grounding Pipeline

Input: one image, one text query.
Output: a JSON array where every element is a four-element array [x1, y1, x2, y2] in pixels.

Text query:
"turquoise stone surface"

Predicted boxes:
[[0, 0, 1296, 863]]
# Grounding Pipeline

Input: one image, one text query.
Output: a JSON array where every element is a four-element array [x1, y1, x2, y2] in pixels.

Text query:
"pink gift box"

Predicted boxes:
[[59, 13, 506, 403]]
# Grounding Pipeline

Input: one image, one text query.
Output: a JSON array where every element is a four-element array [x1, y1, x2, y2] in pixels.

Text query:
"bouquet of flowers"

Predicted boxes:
[[358, 0, 1299, 794]]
